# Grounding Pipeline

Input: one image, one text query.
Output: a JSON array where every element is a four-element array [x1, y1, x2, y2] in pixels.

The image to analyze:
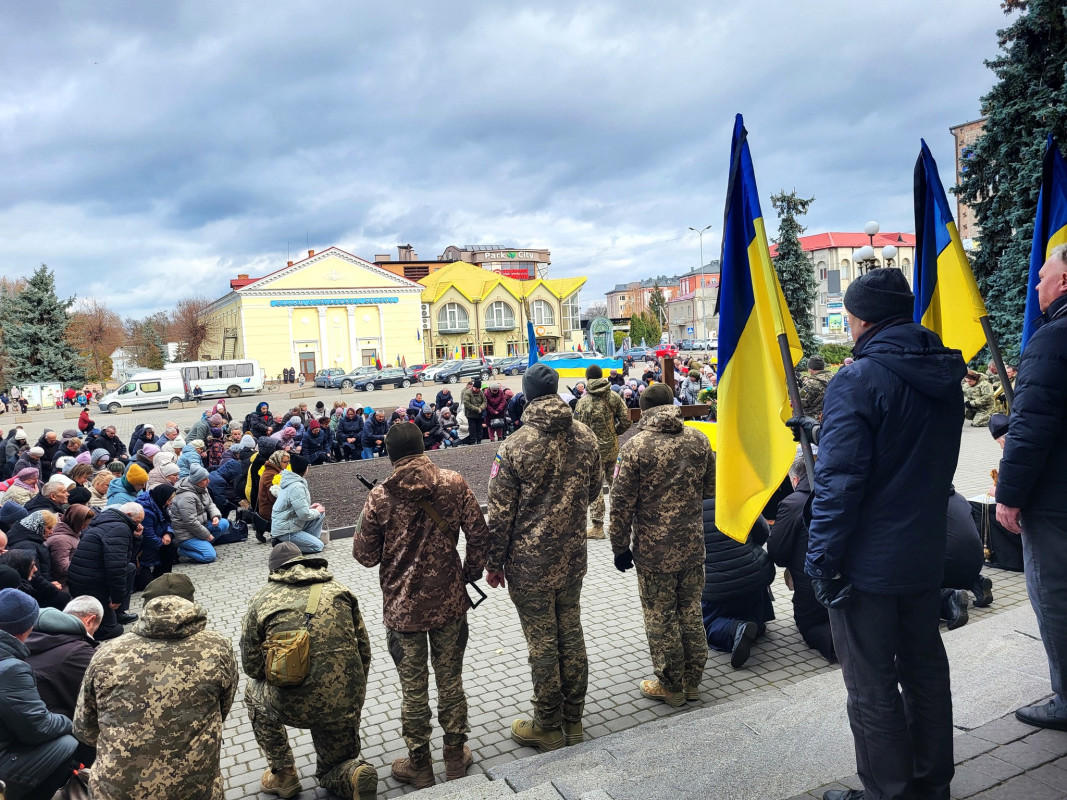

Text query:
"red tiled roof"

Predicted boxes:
[[768, 232, 915, 258], [227, 246, 401, 291]]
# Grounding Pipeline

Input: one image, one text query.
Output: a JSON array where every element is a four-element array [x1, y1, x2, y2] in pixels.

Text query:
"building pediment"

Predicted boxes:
[[238, 248, 423, 295]]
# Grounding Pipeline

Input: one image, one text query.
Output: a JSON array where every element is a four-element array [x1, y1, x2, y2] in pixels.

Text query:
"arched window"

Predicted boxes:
[[437, 303, 470, 333], [531, 299, 555, 326], [817, 260, 828, 281], [484, 301, 516, 330], [901, 258, 911, 272], [841, 259, 851, 280]]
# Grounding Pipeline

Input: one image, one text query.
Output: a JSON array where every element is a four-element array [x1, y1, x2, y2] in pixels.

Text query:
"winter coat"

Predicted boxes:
[[301, 428, 332, 462], [35, 434, 61, 480], [679, 377, 705, 405], [105, 475, 141, 506], [205, 434, 227, 470], [768, 476, 826, 635], [257, 462, 284, 519], [128, 424, 157, 456], [354, 455, 490, 631], [435, 390, 456, 413], [361, 416, 389, 448], [46, 519, 82, 586], [85, 432, 127, 463], [170, 478, 221, 544], [998, 294, 1067, 514], [7, 514, 54, 582], [12, 455, 43, 478], [66, 507, 137, 603], [244, 407, 273, 439], [185, 416, 210, 446], [78, 409, 94, 432], [270, 469, 321, 539], [700, 498, 774, 602], [413, 410, 443, 445], [461, 386, 486, 417], [408, 397, 426, 412], [0, 630, 75, 786], [176, 443, 204, 478], [136, 491, 171, 569], [24, 492, 62, 516], [50, 442, 83, 478], [24, 608, 98, 719], [573, 378, 631, 462], [208, 459, 243, 506], [1, 482, 36, 507], [337, 415, 363, 445], [807, 318, 966, 593], [484, 388, 510, 418]]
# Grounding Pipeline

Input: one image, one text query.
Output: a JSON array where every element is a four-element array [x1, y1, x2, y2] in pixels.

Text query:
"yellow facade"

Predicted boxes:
[[201, 248, 425, 379]]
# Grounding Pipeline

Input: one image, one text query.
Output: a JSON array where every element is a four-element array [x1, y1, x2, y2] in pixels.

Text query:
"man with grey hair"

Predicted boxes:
[[25, 477, 71, 515], [25, 596, 103, 717]]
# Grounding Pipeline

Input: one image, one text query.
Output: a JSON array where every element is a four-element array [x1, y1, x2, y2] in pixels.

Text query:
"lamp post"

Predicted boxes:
[[854, 220, 901, 275], [689, 224, 712, 338]]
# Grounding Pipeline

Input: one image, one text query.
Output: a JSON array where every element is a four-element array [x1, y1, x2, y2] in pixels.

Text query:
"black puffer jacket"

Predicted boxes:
[[768, 477, 825, 634], [701, 498, 775, 603], [85, 431, 128, 462], [998, 294, 1067, 513], [7, 516, 54, 582], [65, 507, 136, 603]]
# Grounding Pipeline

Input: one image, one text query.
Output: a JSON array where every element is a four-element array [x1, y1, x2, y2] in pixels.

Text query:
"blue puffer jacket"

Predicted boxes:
[[337, 415, 363, 444], [176, 444, 203, 479], [302, 428, 332, 462], [136, 490, 171, 568], [806, 319, 966, 593], [998, 294, 1067, 513], [209, 459, 244, 505], [271, 470, 321, 538], [361, 416, 388, 448], [105, 476, 141, 506]]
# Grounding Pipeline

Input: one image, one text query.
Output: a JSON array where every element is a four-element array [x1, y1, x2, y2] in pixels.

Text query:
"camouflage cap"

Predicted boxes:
[[142, 573, 195, 606]]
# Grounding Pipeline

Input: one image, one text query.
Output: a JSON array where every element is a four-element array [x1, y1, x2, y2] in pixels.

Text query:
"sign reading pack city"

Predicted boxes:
[[269, 297, 400, 307]]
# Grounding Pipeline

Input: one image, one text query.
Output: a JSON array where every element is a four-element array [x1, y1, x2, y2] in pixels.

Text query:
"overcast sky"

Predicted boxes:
[[0, 1, 1010, 316]]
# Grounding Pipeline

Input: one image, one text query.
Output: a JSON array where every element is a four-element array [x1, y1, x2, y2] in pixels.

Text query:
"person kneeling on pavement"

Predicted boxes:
[[241, 543, 378, 800], [171, 465, 242, 564], [940, 485, 994, 629], [270, 455, 326, 554]]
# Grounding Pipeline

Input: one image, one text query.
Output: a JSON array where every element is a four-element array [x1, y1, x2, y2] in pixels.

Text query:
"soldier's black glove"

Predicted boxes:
[[812, 577, 853, 609], [614, 549, 634, 572], [785, 416, 821, 445]]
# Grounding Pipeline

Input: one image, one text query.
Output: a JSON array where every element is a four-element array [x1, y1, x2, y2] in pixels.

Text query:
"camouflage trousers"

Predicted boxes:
[[968, 409, 991, 427], [510, 578, 588, 730], [386, 615, 470, 753], [246, 679, 370, 798], [589, 457, 615, 528], [637, 565, 708, 693]]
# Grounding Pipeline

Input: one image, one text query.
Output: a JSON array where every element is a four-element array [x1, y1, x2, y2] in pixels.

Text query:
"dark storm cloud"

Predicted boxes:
[[0, 1, 1009, 314]]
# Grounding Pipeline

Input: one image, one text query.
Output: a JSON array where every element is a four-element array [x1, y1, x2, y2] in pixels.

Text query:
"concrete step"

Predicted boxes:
[[406, 774, 514, 800]]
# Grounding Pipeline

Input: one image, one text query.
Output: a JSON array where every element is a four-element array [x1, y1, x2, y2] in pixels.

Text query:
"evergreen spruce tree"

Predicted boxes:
[[770, 190, 819, 356], [957, 0, 1067, 360], [0, 264, 84, 384], [629, 313, 647, 347], [648, 283, 667, 330], [642, 310, 662, 344]]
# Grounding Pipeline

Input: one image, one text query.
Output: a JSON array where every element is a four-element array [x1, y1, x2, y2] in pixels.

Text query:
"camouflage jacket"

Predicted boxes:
[[353, 455, 490, 632], [487, 394, 602, 590], [800, 370, 833, 419], [609, 405, 715, 573], [74, 596, 237, 800], [240, 557, 372, 728], [964, 376, 995, 412], [574, 378, 632, 461]]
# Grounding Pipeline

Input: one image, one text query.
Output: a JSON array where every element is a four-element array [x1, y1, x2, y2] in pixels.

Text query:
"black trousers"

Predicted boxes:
[[829, 588, 953, 800]]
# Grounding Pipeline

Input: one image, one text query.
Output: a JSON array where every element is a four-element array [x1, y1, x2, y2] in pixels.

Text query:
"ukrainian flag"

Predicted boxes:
[[1023, 135, 1067, 352], [913, 139, 987, 362], [714, 115, 803, 543]]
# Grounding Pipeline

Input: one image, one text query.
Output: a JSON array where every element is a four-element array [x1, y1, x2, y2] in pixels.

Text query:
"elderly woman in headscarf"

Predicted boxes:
[[6, 509, 59, 584], [47, 503, 94, 588], [256, 449, 291, 520], [209, 398, 232, 423], [1, 467, 40, 506], [270, 424, 301, 453], [244, 436, 278, 510]]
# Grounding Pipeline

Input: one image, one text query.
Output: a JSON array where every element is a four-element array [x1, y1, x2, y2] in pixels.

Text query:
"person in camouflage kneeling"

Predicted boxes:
[[241, 543, 377, 800], [963, 370, 995, 427], [353, 422, 490, 789]]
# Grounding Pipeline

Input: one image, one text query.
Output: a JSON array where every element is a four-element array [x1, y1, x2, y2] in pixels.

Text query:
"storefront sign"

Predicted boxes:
[[481, 251, 544, 261], [270, 297, 399, 307]]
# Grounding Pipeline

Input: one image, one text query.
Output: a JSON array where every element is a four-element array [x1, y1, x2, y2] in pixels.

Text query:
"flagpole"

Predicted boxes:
[[980, 316, 1014, 411], [777, 335, 816, 487]]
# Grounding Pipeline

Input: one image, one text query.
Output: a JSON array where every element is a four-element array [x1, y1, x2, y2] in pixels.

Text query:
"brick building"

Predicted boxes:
[[949, 118, 986, 243]]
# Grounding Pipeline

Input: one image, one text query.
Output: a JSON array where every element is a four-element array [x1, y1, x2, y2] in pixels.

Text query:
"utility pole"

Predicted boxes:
[[689, 225, 712, 338]]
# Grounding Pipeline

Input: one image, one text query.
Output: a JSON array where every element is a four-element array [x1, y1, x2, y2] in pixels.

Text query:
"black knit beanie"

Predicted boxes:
[[843, 269, 914, 323], [386, 421, 425, 462], [523, 363, 559, 402], [639, 383, 674, 410], [150, 483, 176, 509], [585, 364, 603, 379]]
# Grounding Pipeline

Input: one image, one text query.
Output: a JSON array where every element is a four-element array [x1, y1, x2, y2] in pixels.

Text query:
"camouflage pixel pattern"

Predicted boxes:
[[588, 459, 614, 528], [353, 455, 489, 632], [509, 579, 587, 730], [573, 378, 632, 462], [800, 370, 834, 419], [609, 405, 715, 573], [386, 615, 470, 752], [637, 565, 707, 693], [487, 395, 602, 590], [73, 596, 238, 800], [964, 375, 995, 427]]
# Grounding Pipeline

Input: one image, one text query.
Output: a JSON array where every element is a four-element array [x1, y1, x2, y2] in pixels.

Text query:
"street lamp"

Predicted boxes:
[[853, 220, 898, 274], [689, 224, 712, 339]]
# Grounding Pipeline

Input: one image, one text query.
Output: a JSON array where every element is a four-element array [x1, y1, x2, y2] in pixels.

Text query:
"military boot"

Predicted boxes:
[[563, 720, 584, 746], [261, 767, 302, 799], [392, 749, 434, 789], [443, 744, 473, 781], [586, 524, 605, 539], [511, 719, 565, 752], [351, 762, 379, 800], [639, 679, 686, 707]]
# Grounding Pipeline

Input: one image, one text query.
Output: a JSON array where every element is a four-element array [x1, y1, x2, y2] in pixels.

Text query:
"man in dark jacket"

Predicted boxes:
[[700, 499, 775, 669], [801, 269, 965, 800], [66, 504, 144, 640], [361, 409, 389, 459], [24, 477, 69, 517], [86, 425, 129, 465], [34, 431, 61, 481], [0, 589, 93, 800], [25, 600, 102, 718], [245, 402, 274, 439], [413, 405, 445, 449], [435, 388, 456, 415], [997, 245, 1067, 731]]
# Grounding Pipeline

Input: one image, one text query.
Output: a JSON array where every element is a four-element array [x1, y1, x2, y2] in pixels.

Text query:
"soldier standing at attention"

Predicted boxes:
[[241, 543, 378, 800], [574, 363, 632, 540], [609, 382, 715, 706], [487, 363, 602, 752], [799, 355, 833, 419], [353, 422, 490, 789]]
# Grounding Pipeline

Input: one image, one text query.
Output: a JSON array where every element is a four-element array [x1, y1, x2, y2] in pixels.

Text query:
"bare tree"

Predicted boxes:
[[582, 301, 608, 321], [170, 296, 219, 361], [66, 297, 126, 383]]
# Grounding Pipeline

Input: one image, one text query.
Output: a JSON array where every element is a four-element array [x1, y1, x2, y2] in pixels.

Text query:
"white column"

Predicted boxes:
[[378, 307, 387, 364], [318, 306, 329, 369], [347, 306, 358, 371]]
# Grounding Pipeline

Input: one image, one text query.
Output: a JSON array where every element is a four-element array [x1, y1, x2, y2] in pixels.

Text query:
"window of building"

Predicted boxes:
[[438, 303, 470, 332], [361, 349, 378, 367], [482, 342, 495, 356], [901, 258, 911, 271], [841, 259, 851, 280], [484, 301, 516, 330], [817, 261, 827, 282], [531, 299, 555, 326], [461, 343, 477, 358], [562, 293, 579, 332], [434, 345, 449, 362], [820, 291, 828, 304]]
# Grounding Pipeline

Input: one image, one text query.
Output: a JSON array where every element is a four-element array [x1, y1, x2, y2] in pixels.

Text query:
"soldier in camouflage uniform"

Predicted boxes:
[[573, 364, 631, 539], [963, 370, 995, 427], [992, 364, 1016, 415], [486, 363, 602, 752], [799, 355, 834, 420], [73, 573, 238, 800], [241, 544, 377, 800], [609, 383, 715, 706], [353, 422, 490, 789]]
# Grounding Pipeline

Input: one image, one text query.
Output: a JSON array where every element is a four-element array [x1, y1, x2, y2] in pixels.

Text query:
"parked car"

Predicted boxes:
[[495, 356, 529, 376], [329, 366, 379, 389], [314, 368, 346, 388], [433, 359, 493, 384], [408, 363, 432, 380], [620, 347, 655, 360], [353, 367, 415, 392], [654, 343, 679, 359], [419, 362, 449, 381]]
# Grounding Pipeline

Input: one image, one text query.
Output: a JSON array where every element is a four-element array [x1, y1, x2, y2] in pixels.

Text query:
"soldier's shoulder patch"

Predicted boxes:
[[613, 453, 622, 479], [490, 452, 502, 479]]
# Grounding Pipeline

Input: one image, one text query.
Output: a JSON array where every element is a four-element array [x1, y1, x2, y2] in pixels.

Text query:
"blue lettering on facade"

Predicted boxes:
[[269, 297, 400, 307]]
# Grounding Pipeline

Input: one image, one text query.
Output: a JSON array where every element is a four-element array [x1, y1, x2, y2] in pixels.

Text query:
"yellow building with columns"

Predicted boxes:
[[200, 247, 425, 380]]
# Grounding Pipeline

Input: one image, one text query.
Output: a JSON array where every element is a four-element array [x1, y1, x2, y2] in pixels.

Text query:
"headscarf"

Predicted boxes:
[[267, 450, 289, 469], [19, 510, 49, 536], [149, 484, 176, 509], [345, 407, 357, 419], [61, 504, 94, 534], [279, 427, 296, 441], [13, 468, 38, 491]]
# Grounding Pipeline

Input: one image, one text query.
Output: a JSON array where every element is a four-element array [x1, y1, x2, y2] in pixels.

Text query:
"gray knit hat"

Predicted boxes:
[[522, 363, 559, 402]]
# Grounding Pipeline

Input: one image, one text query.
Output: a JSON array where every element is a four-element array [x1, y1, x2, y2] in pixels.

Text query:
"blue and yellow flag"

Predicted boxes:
[[1024, 135, 1067, 352], [713, 115, 803, 543], [913, 139, 987, 362], [527, 318, 539, 367]]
